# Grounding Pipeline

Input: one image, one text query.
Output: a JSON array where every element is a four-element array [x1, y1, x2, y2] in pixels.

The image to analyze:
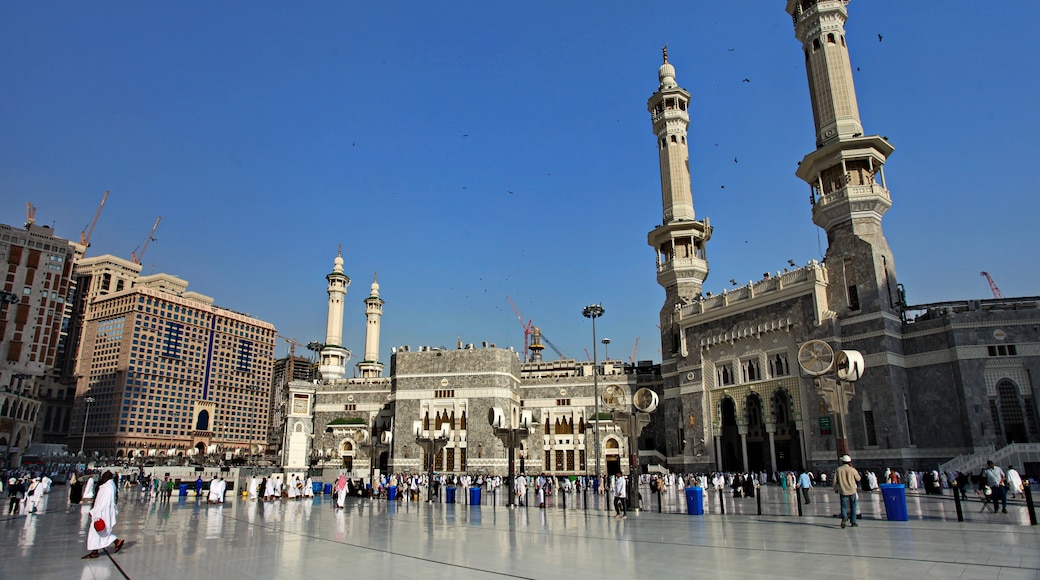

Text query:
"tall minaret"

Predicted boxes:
[[356, 273, 385, 378], [647, 47, 712, 358], [787, 0, 901, 317], [319, 246, 351, 380]]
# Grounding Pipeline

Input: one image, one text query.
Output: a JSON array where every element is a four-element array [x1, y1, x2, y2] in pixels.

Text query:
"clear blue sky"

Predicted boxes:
[[3, 1, 1038, 365]]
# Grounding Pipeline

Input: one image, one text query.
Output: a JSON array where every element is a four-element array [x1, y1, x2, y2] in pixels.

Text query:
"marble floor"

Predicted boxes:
[[2, 485, 1038, 579]]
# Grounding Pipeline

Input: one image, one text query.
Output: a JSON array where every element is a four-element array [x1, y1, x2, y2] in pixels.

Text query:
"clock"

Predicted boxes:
[[797, 340, 834, 376]]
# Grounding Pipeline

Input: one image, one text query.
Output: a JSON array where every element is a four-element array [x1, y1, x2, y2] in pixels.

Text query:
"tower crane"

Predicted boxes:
[[131, 216, 162, 265], [25, 202, 37, 227], [540, 332, 567, 360], [629, 337, 640, 364], [278, 336, 300, 382], [980, 272, 1005, 299], [506, 296, 535, 361], [80, 190, 109, 248]]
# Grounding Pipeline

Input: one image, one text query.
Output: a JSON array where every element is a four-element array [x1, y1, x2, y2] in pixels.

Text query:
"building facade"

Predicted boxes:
[[0, 221, 82, 465], [648, 0, 1040, 475], [68, 269, 276, 462], [286, 253, 662, 480]]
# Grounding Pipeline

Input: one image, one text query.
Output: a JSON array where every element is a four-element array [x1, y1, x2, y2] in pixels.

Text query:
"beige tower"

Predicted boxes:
[[647, 47, 713, 358], [356, 274, 385, 378], [788, 0, 901, 317], [319, 247, 351, 379]]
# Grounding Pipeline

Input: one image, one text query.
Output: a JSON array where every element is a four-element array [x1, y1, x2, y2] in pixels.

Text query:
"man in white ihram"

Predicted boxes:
[[613, 473, 628, 518]]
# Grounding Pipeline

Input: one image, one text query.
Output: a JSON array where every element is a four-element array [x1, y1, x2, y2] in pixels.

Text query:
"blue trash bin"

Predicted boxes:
[[323, 483, 332, 495], [312, 481, 323, 495], [446, 486, 456, 504], [685, 487, 704, 515], [179, 483, 188, 497], [388, 486, 398, 500], [880, 483, 908, 521], [469, 486, 481, 505]]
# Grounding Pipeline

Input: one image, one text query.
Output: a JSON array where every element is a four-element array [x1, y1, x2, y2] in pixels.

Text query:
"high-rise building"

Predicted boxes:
[[0, 220, 82, 465], [69, 269, 276, 462]]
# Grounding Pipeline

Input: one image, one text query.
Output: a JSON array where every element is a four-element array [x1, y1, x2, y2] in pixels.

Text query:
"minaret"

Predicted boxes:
[[356, 273, 385, 378], [319, 246, 351, 380], [787, 0, 901, 316], [647, 47, 712, 357]]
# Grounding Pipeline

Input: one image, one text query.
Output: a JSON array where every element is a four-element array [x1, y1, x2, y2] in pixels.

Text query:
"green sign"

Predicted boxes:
[[819, 416, 832, 435]]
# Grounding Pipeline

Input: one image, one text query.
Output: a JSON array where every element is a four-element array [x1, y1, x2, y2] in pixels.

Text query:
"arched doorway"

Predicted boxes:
[[997, 381, 1029, 444], [605, 438, 621, 476], [340, 440, 355, 470], [719, 397, 743, 472], [771, 389, 802, 471], [745, 394, 767, 471]]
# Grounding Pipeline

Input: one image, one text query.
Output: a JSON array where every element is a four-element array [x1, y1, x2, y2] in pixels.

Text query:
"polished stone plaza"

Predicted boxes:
[[2, 484, 1038, 579]]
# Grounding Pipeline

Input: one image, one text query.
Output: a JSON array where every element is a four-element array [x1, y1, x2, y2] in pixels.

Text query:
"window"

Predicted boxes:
[[741, 358, 760, 382], [769, 353, 790, 377], [863, 410, 877, 446], [717, 363, 734, 386]]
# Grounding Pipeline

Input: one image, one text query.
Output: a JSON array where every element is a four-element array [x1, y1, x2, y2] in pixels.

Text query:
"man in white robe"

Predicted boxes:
[[264, 477, 277, 501], [248, 475, 259, 501], [304, 477, 315, 498], [82, 475, 96, 503], [208, 477, 222, 504], [25, 478, 45, 514], [514, 474, 527, 506], [83, 471, 125, 558], [335, 474, 348, 508], [1007, 466, 1023, 499]]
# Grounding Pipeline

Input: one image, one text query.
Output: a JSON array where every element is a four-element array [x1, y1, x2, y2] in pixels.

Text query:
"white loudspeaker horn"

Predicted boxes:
[[488, 407, 505, 428], [521, 410, 533, 428]]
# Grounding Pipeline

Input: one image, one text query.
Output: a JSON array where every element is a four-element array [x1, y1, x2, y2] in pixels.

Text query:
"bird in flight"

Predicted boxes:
[[733, 158, 738, 164], [877, 34, 883, 42], [742, 78, 751, 83]]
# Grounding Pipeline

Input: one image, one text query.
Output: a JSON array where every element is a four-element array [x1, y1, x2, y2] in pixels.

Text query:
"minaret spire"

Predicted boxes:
[[319, 247, 351, 380], [646, 50, 712, 358], [357, 272, 385, 378], [788, 0, 900, 316]]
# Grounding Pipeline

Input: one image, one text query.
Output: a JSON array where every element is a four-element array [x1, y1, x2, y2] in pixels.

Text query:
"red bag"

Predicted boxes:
[[93, 518, 106, 532]]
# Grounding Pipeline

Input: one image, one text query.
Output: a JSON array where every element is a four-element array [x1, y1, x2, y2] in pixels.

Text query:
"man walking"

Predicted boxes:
[[982, 460, 1007, 514], [798, 469, 813, 504], [834, 455, 861, 528], [613, 473, 628, 518]]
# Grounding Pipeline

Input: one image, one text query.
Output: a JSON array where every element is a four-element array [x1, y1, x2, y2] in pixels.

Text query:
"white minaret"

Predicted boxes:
[[647, 47, 713, 356], [356, 273, 385, 378], [319, 246, 351, 380]]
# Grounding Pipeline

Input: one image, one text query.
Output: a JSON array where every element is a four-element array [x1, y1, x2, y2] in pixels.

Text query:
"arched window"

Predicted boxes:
[[997, 381, 1028, 443], [196, 410, 210, 431]]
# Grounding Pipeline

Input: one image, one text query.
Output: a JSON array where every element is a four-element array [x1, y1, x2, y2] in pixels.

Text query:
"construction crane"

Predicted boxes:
[[278, 336, 301, 383], [506, 296, 535, 361], [25, 202, 37, 227], [541, 332, 567, 360], [980, 272, 1005, 299], [131, 216, 162, 265], [80, 190, 109, 247], [629, 337, 640, 364]]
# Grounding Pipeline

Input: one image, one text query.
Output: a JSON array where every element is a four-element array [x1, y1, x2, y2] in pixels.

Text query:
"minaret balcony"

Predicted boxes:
[[811, 184, 892, 231], [656, 257, 709, 288]]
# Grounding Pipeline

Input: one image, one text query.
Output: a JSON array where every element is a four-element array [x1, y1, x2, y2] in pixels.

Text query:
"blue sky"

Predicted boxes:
[[2, 1, 1038, 366]]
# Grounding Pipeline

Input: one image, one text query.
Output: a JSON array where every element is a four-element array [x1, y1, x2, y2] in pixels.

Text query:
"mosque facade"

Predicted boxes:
[[648, 0, 1040, 475], [282, 251, 662, 480], [285, 0, 1039, 479]]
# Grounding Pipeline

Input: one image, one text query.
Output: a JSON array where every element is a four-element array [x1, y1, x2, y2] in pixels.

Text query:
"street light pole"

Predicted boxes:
[[79, 396, 95, 456], [582, 304, 604, 497]]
